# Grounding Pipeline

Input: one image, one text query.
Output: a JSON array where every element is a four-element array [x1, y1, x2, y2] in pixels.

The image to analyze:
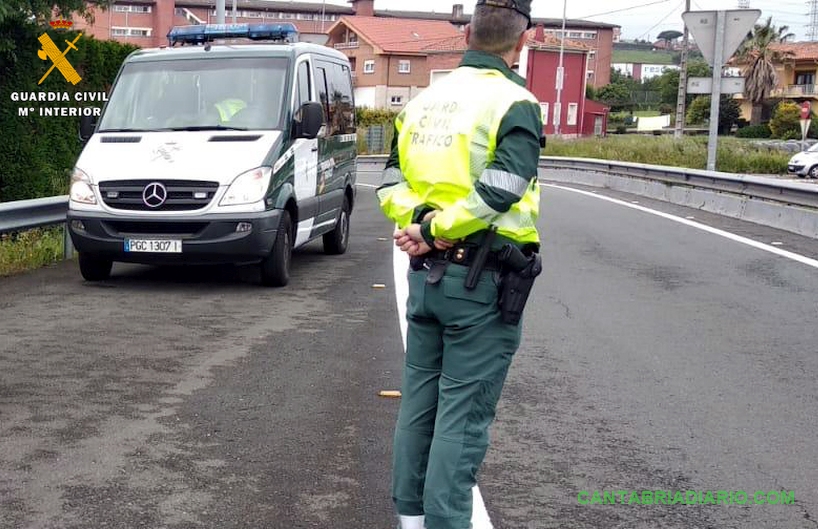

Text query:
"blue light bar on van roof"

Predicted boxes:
[[167, 23, 299, 46]]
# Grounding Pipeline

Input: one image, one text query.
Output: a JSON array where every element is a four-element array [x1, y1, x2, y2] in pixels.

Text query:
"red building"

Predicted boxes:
[[522, 27, 608, 137]]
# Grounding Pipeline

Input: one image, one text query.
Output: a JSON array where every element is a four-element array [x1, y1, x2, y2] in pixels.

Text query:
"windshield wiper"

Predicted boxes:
[[98, 128, 158, 133], [164, 125, 250, 132]]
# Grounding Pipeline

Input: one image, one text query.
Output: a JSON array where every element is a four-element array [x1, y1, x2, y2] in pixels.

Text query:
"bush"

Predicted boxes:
[[768, 101, 801, 139], [0, 20, 138, 202], [355, 107, 399, 128], [685, 95, 741, 134], [658, 103, 674, 115], [735, 124, 772, 138]]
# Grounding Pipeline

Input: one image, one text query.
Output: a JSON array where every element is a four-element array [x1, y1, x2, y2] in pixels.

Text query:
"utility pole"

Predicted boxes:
[[216, 0, 225, 24], [674, 0, 691, 139], [232, 0, 237, 24], [809, 0, 818, 41], [554, 0, 567, 136]]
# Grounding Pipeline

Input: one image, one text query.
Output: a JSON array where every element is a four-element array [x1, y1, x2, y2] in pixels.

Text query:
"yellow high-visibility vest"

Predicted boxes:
[[378, 66, 540, 244], [214, 98, 247, 122]]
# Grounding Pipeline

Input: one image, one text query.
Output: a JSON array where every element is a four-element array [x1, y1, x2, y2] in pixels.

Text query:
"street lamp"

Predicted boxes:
[[554, 0, 567, 136]]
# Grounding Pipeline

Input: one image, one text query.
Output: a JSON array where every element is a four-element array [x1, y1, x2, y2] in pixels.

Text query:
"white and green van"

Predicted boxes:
[[67, 23, 357, 286]]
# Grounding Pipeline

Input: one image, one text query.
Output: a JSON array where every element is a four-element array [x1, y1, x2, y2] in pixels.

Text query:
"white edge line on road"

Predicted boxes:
[[542, 183, 818, 270], [392, 241, 494, 529], [357, 183, 379, 189]]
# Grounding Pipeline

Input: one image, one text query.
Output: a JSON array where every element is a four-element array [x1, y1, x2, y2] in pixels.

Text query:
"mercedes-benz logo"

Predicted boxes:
[[142, 182, 167, 208]]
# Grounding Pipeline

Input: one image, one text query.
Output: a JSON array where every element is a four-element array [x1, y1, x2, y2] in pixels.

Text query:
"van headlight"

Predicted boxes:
[[70, 167, 97, 205], [220, 167, 272, 206]]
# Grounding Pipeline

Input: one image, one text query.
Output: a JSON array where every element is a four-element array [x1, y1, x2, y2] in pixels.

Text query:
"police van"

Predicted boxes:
[[67, 23, 357, 286]]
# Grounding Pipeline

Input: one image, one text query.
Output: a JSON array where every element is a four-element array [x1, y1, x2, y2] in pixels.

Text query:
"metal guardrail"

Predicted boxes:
[[541, 157, 818, 211], [1, 156, 816, 242], [0, 195, 69, 235]]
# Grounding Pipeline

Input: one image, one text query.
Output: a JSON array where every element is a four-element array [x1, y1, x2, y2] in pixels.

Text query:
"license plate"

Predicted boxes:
[[124, 239, 182, 253]]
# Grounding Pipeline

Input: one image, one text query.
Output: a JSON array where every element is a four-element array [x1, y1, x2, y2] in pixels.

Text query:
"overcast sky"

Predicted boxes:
[[298, 0, 815, 41]]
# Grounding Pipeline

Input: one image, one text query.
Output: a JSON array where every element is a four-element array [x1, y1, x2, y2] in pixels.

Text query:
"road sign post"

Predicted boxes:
[[801, 101, 811, 152], [682, 9, 761, 171]]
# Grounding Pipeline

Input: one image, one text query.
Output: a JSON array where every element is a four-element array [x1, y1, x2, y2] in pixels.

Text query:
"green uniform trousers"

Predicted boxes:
[[392, 262, 522, 529]]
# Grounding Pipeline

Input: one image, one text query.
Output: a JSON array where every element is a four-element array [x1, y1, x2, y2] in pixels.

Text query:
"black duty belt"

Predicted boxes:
[[425, 244, 501, 270]]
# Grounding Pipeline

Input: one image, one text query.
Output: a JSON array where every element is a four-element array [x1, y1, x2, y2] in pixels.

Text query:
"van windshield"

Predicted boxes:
[[98, 57, 289, 132]]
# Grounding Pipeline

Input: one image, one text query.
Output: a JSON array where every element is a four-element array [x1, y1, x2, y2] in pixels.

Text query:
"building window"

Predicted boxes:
[[363, 60, 375, 74], [568, 31, 582, 38], [112, 26, 151, 37], [398, 60, 411, 74], [540, 102, 549, 126], [391, 96, 403, 105], [582, 31, 597, 39], [567, 103, 578, 126], [586, 70, 594, 79], [114, 4, 151, 12], [246, 11, 263, 18]]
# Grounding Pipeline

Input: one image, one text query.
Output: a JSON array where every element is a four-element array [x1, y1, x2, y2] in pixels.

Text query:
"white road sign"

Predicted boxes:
[[687, 76, 746, 94], [682, 10, 761, 67]]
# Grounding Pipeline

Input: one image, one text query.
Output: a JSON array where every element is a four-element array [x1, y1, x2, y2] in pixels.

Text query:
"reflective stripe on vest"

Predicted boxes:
[[394, 67, 540, 244]]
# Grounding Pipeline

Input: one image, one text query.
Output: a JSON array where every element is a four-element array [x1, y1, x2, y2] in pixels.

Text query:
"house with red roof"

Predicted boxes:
[[324, 16, 466, 109], [734, 42, 818, 122], [522, 27, 608, 137]]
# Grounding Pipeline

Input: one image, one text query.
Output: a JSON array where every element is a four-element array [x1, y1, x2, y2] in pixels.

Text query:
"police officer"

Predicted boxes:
[[376, 1, 542, 528]]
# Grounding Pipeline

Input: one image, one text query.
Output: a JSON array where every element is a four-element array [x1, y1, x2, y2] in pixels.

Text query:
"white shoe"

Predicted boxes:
[[398, 514, 425, 529]]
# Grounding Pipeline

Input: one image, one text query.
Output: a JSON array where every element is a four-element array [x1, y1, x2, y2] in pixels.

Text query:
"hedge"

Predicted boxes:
[[0, 18, 137, 202]]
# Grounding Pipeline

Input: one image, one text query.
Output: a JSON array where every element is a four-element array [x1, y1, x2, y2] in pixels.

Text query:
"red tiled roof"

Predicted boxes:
[[525, 29, 589, 52], [421, 35, 468, 52], [768, 42, 818, 61], [335, 16, 462, 54]]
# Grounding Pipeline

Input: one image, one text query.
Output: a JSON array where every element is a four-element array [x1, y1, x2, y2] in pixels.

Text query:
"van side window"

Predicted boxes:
[[296, 60, 311, 109], [315, 65, 332, 134], [332, 63, 355, 134]]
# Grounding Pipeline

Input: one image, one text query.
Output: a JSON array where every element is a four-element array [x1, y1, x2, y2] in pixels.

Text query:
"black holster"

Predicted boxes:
[[497, 244, 542, 325]]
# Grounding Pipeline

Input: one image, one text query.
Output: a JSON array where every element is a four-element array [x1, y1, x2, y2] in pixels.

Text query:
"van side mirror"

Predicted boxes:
[[79, 115, 97, 142], [296, 102, 324, 139]]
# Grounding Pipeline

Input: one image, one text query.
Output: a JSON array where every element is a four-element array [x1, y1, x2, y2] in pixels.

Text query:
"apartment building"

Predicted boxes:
[[71, 0, 617, 88]]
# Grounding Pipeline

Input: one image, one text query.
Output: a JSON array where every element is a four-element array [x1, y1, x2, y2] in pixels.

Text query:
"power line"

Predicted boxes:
[[578, 0, 672, 20], [637, 0, 686, 40]]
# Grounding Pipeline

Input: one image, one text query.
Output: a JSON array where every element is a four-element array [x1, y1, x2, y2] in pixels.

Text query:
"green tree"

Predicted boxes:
[[655, 60, 711, 105], [596, 83, 632, 112], [656, 29, 683, 49], [686, 95, 742, 134], [768, 100, 801, 139], [1, 0, 111, 61], [736, 16, 795, 125]]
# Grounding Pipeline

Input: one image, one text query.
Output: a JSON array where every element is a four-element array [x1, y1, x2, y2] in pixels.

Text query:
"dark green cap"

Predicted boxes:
[[476, 0, 532, 28]]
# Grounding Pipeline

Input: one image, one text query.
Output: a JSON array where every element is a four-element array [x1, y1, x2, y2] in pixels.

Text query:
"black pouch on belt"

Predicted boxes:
[[497, 245, 543, 325]]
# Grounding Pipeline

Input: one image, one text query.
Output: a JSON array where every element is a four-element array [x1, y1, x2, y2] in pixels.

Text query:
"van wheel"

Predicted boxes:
[[260, 211, 292, 287], [323, 197, 350, 255], [78, 253, 112, 281]]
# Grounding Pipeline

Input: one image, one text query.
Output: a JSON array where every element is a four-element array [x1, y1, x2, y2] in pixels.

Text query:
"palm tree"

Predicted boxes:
[[736, 16, 795, 125]]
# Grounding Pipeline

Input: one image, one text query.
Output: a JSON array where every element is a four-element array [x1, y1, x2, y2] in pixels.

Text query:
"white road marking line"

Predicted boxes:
[[356, 183, 379, 189], [542, 183, 818, 270], [391, 242, 494, 529]]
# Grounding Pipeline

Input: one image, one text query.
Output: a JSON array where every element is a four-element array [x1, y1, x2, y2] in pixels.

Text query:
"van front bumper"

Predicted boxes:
[[67, 209, 283, 265]]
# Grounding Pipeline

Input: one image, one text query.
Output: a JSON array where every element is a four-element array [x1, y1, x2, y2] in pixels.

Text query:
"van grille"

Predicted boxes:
[[99, 180, 219, 211]]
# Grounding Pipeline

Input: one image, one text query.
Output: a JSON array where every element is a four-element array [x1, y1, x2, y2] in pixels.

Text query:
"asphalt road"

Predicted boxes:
[[1, 167, 817, 529]]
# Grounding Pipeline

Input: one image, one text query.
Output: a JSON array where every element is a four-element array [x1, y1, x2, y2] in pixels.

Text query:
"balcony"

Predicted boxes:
[[334, 41, 359, 50], [771, 84, 818, 98]]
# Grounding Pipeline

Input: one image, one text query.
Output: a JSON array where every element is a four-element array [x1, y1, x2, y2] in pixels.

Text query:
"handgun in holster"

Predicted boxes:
[[497, 243, 543, 325]]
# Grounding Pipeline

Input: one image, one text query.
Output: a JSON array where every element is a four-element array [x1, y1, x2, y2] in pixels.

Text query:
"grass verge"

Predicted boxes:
[[0, 227, 65, 277], [545, 135, 791, 174]]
